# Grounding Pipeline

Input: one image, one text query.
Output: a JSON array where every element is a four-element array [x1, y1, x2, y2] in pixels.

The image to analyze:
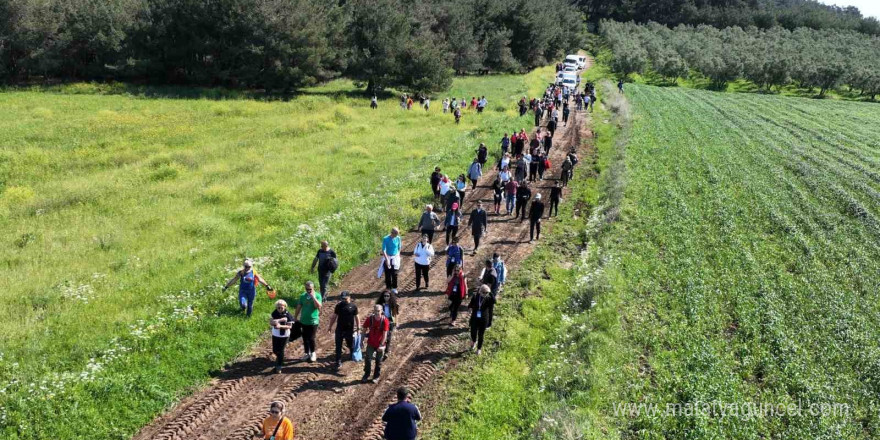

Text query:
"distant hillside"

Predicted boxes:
[[577, 0, 880, 35]]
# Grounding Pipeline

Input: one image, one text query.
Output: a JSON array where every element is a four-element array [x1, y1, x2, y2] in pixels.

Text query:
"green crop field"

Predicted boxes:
[[0, 68, 552, 439], [426, 80, 880, 440]]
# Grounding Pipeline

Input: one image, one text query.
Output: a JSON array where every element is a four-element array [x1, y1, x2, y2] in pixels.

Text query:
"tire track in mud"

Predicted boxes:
[[134, 70, 588, 440]]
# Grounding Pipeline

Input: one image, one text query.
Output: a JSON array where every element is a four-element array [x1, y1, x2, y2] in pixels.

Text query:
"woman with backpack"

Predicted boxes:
[[376, 289, 400, 361], [446, 264, 468, 326]]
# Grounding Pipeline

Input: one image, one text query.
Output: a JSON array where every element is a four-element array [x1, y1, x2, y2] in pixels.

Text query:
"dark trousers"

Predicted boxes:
[[384, 264, 398, 289], [318, 270, 331, 296], [364, 345, 383, 378], [457, 189, 466, 205], [445, 226, 458, 245], [446, 261, 457, 277], [421, 228, 435, 243], [563, 113, 569, 124], [470, 177, 478, 189], [334, 329, 354, 364], [472, 232, 483, 251], [516, 199, 528, 219], [538, 162, 546, 179], [385, 322, 396, 355], [550, 199, 559, 216], [529, 163, 538, 181], [529, 219, 541, 240], [449, 295, 463, 321], [415, 263, 430, 289], [272, 336, 289, 367], [301, 324, 317, 354], [470, 317, 488, 349]]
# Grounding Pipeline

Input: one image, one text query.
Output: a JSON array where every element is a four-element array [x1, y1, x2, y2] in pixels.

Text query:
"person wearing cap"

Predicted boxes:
[[376, 289, 400, 361], [382, 387, 422, 440], [413, 234, 435, 290], [528, 193, 545, 242], [269, 300, 294, 373], [310, 240, 337, 297], [261, 401, 294, 440], [382, 228, 402, 290], [327, 291, 359, 370], [467, 201, 488, 255], [223, 258, 272, 317]]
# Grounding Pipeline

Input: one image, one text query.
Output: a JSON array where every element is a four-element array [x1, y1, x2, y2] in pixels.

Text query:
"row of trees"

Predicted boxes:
[[0, 0, 585, 94], [577, 0, 880, 36], [602, 20, 880, 99]]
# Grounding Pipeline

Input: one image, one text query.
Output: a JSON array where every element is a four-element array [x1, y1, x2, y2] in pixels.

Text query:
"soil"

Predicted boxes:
[[133, 59, 592, 440]]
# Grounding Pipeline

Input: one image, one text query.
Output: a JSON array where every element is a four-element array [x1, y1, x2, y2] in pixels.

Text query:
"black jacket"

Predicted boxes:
[[529, 200, 545, 220], [517, 186, 532, 202], [468, 208, 488, 235]]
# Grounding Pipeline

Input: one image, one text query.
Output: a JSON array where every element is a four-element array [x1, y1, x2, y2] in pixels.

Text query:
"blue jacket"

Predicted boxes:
[[382, 401, 421, 440], [447, 245, 463, 265]]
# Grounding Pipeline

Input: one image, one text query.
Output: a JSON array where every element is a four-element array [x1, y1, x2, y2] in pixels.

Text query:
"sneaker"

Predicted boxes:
[[371, 377, 380, 384], [273, 366, 282, 374], [361, 374, 370, 383], [302, 353, 311, 361], [333, 362, 341, 371], [471, 342, 478, 351], [477, 349, 482, 355], [310, 352, 317, 362]]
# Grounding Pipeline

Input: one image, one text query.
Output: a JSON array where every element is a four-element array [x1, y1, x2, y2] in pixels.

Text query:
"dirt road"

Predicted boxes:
[[134, 65, 590, 440]]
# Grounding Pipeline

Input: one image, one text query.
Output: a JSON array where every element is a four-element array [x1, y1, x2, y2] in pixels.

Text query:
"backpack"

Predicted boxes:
[[569, 154, 579, 166], [324, 257, 338, 273]]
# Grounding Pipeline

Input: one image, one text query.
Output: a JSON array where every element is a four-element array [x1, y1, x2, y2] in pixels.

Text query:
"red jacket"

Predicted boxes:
[[445, 271, 468, 299]]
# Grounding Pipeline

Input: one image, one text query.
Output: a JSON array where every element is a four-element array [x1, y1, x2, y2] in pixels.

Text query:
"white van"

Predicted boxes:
[[564, 54, 579, 68], [577, 55, 587, 69]]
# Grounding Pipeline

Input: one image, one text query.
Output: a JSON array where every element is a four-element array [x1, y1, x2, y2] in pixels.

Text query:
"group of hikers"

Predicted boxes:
[[371, 93, 490, 125], [232, 72, 593, 440]]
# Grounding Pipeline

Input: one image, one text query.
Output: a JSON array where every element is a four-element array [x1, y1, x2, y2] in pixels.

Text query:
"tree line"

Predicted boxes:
[[0, 0, 585, 94], [577, 0, 880, 36], [602, 20, 880, 99]]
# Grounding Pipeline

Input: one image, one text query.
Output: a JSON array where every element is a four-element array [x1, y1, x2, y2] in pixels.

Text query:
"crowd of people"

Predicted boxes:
[[230, 75, 594, 440]]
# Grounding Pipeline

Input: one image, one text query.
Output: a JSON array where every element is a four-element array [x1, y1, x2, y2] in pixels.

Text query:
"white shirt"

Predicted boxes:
[[413, 242, 435, 265], [439, 180, 451, 195]]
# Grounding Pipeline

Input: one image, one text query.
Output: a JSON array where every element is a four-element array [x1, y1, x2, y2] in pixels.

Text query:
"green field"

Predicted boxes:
[[0, 68, 552, 439], [426, 79, 880, 439]]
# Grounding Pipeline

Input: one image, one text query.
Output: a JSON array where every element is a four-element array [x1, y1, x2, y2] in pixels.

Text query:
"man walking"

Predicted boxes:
[[467, 201, 488, 255], [327, 291, 359, 370], [362, 305, 390, 384], [310, 240, 337, 297], [430, 167, 442, 200], [528, 193, 545, 242], [382, 387, 422, 440], [516, 181, 532, 221], [504, 178, 518, 216], [549, 181, 562, 217], [382, 228, 402, 290], [467, 157, 482, 189]]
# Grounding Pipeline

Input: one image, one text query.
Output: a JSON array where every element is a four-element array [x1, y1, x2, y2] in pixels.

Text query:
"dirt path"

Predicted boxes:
[[134, 64, 590, 440]]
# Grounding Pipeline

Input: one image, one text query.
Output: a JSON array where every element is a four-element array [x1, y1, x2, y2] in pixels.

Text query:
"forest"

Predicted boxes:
[[602, 20, 880, 99], [0, 0, 584, 94]]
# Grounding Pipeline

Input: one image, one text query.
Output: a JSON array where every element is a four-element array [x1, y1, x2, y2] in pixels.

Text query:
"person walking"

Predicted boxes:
[[269, 300, 294, 374], [261, 401, 295, 440], [430, 167, 442, 200], [223, 258, 273, 318], [547, 117, 557, 137], [446, 236, 464, 277], [382, 387, 422, 440], [562, 103, 570, 126], [549, 181, 562, 217], [413, 234, 434, 290], [454, 107, 461, 124], [500, 133, 510, 156], [417, 205, 441, 243], [327, 291, 359, 370], [467, 201, 488, 255], [528, 193, 545, 242], [491, 177, 503, 215], [492, 252, 507, 291], [504, 179, 518, 216], [444, 203, 462, 249], [442, 98, 449, 113], [310, 240, 337, 297], [516, 181, 532, 221], [467, 157, 482, 190], [382, 228, 402, 290], [455, 174, 467, 205], [479, 259, 499, 328], [376, 290, 400, 361], [424, 97, 430, 111], [371, 95, 378, 110], [561, 156, 573, 187], [294, 281, 322, 362], [468, 285, 495, 355], [514, 155, 527, 183], [446, 264, 468, 326], [476, 143, 489, 167], [362, 305, 390, 383], [618, 79, 624, 93]]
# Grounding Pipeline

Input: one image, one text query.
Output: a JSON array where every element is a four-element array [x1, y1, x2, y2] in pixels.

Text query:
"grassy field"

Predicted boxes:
[[0, 68, 553, 439], [425, 73, 880, 439]]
